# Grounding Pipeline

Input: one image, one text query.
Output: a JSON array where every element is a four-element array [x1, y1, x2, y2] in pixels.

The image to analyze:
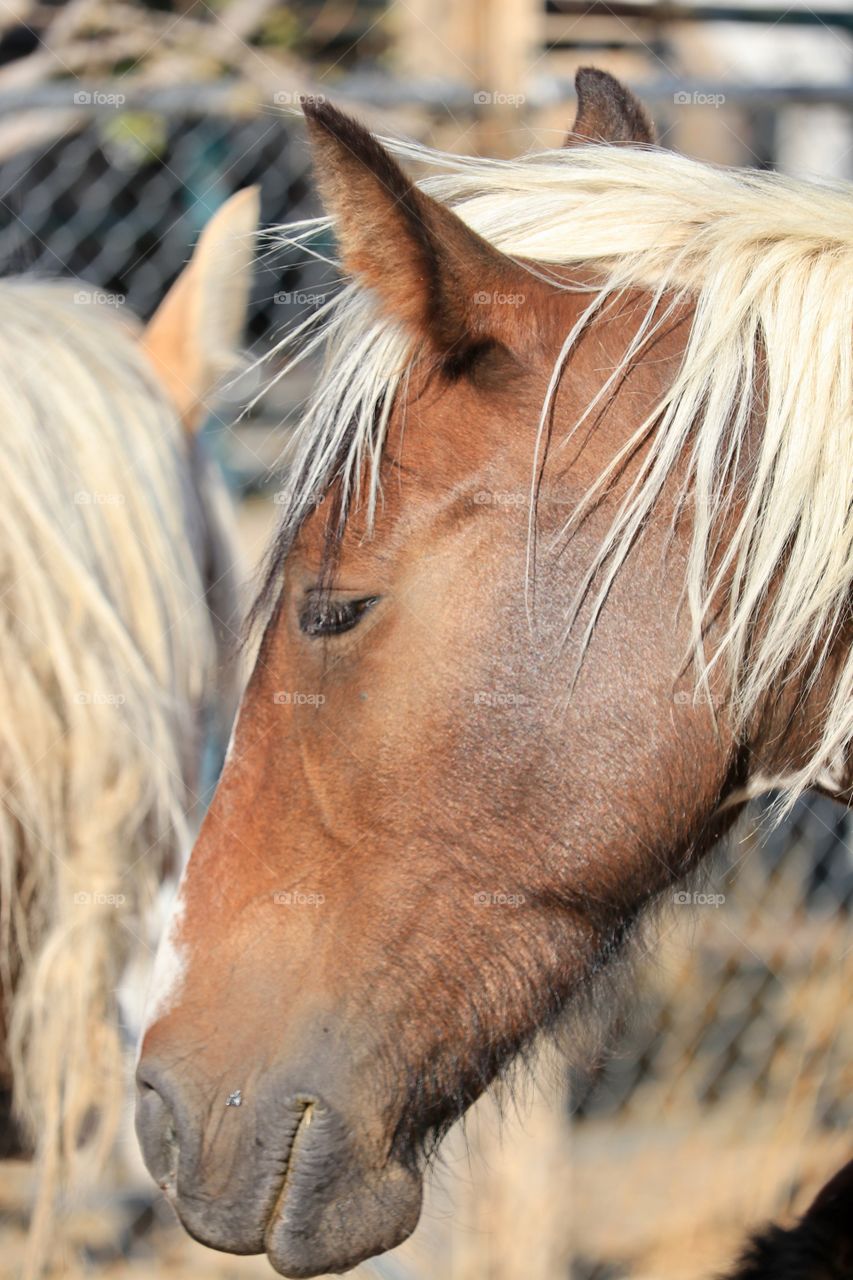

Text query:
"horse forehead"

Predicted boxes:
[[389, 371, 541, 480], [293, 286, 690, 567], [393, 285, 689, 459]]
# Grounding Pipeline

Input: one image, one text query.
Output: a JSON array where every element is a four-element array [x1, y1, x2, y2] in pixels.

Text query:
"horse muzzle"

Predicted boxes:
[[135, 1050, 423, 1277]]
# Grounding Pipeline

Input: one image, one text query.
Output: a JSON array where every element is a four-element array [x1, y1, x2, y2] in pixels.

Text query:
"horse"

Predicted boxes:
[[724, 1156, 853, 1279], [0, 186, 258, 1274], [135, 69, 852, 1277]]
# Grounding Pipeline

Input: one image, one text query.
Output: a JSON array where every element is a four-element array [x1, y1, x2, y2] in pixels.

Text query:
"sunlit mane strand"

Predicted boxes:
[[260, 137, 853, 805]]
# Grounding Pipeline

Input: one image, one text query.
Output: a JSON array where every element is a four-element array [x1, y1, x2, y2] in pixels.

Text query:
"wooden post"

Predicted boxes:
[[476, 0, 540, 154], [393, 0, 541, 156]]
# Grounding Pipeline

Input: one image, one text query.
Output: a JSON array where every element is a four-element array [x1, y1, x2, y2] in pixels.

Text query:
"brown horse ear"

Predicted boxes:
[[566, 67, 656, 146], [140, 186, 260, 432], [302, 98, 543, 368]]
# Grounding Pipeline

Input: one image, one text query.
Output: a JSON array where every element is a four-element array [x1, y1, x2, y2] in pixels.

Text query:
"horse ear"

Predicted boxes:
[[140, 186, 260, 432], [302, 98, 542, 368], [566, 67, 656, 146]]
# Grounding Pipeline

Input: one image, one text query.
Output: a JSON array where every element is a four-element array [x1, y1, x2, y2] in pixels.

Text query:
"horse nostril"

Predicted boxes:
[[135, 1068, 180, 1192]]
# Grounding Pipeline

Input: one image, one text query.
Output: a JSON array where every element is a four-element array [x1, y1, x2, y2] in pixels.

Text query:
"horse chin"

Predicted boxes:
[[263, 1160, 422, 1278], [167, 1148, 422, 1278], [261, 1102, 423, 1277]]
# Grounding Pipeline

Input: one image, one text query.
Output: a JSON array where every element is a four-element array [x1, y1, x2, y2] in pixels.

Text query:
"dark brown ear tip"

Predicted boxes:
[[574, 66, 628, 110], [569, 64, 656, 146], [300, 95, 341, 128], [300, 95, 388, 168], [575, 66, 616, 92], [300, 96, 368, 149]]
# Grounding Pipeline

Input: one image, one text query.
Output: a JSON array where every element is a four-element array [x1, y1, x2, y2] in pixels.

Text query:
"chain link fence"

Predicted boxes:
[[0, 89, 333, 474], [574, 794, 853, 1120], [567, 794, 852, 1279]]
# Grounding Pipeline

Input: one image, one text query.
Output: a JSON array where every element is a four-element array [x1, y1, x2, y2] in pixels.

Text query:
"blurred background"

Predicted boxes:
[[0, 1, 851, 1278]]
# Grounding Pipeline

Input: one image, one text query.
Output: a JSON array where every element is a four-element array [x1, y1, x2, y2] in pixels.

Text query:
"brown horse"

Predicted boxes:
[[136, 70, 852, 1276]]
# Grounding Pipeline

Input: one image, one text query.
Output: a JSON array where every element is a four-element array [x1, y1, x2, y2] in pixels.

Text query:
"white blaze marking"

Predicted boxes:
[[222, 718, 238, 769], [138, 879, 188, 1052]]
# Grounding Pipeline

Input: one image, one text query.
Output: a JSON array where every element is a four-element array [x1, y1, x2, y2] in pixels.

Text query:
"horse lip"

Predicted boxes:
[[263, 1099, 317, 1245], [262, 1120, 426, 1278], [157, 1099, 318, 1262]]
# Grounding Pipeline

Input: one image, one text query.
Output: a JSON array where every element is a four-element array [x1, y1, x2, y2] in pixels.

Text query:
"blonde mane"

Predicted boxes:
[[264, 138, 853, 804], [0, 280, 232, 1271]]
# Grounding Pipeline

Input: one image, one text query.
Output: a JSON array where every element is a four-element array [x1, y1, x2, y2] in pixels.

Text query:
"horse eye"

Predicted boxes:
[[299, 595, 379, 638]]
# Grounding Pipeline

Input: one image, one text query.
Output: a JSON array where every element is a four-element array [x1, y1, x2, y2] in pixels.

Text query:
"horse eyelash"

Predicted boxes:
[[299, 595, 379, 638]]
